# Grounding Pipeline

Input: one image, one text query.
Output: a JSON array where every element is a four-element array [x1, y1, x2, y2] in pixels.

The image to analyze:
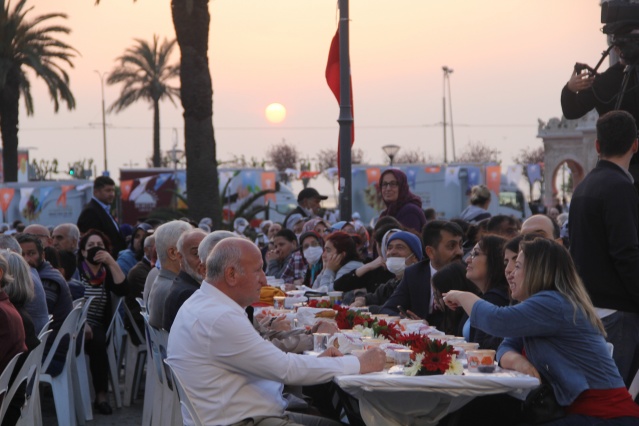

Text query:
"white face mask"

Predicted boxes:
[[386, 257, 407, 275], [303, 246, 323, 265]]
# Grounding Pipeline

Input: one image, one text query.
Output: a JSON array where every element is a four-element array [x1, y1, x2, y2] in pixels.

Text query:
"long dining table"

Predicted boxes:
[[334, 366, 540, 426]]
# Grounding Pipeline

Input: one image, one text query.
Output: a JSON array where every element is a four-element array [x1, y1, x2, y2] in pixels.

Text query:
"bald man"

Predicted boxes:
[[23, 224, 52, 248], [520, 214, 562, 244], [167, 238, 385, 426]]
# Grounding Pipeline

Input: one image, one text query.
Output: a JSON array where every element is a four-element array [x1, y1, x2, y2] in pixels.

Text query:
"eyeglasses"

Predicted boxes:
[[381, 181, 399, 188], [469, 249, 484, 259]]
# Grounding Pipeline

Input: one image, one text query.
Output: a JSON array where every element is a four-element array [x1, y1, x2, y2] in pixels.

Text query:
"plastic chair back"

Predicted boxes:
[[164, 359, 203, 426]]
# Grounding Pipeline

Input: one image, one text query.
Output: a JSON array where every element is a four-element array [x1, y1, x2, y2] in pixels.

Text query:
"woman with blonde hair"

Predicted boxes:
[[2, 249, 39, 351], [444, 238, 639, 424]]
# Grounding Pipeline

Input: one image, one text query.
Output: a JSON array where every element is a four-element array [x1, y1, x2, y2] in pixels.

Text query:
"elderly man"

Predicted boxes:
[[162, 228, 210, 331], [520, 214, 562, 243], [167, 238, 385, 426], [23, 224, 52, 248], [51, 223, 80, 253], [146, 220, 192, 329]]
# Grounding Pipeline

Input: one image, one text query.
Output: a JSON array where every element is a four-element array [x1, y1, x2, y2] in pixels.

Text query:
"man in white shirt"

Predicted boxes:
[[167, 237, 385, 426]]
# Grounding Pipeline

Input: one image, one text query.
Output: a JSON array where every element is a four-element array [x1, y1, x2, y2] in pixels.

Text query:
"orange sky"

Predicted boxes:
[[19, 0, 605, 183]]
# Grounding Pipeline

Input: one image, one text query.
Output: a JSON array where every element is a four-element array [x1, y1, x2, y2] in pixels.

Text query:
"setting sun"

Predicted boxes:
[[265, 103, 286, 124]]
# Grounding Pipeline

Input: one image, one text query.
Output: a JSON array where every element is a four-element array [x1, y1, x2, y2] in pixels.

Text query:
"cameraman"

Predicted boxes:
[[561, 29, 639, 123]]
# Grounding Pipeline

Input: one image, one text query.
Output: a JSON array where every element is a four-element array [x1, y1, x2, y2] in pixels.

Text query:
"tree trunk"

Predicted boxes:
[[171, 0, 221, 225], [153, 98, 161, 167], [0, 66, 21, 183]]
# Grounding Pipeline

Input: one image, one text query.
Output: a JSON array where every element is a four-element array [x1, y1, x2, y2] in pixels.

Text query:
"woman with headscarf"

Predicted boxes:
[[378, 169, 427, 234]]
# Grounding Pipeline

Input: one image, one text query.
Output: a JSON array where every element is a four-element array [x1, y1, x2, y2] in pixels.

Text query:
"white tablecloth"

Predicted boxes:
[[334, 369, 540, 426]]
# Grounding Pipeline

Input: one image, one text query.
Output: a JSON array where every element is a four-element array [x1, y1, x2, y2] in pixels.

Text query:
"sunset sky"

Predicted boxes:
[[19, 0, 605, 184]]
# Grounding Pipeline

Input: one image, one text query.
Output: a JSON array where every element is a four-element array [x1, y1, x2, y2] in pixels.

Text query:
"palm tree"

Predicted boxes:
[[0, 0, 76, 182], [107, 35, 180, 168]]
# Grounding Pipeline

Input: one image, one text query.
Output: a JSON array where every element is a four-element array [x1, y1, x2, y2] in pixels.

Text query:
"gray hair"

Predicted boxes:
[[143, 235, 155, 250], [155, 220, 193, 264], [54, 223, 80, 244], [1, 249, 33, 305], [176, 229, 207, 256], [206, 238, 245, 282], [0, 251, 15, 291], [198, 230, 236, 263], [0, 235, 21, 254]]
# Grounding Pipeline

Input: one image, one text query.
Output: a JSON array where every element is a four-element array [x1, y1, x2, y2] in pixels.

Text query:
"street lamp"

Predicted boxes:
[[94, 70, 108, 175], [442, 66, 455, 163], [382, 144, 401, 167], [168, 128, 185, 172]]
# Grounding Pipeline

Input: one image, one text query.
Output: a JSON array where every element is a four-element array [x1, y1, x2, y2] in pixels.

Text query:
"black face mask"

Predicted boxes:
[[86, 246, 106, 265]]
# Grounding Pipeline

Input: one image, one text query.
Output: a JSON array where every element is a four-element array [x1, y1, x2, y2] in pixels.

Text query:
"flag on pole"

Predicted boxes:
[[326, 29, 354, 180]]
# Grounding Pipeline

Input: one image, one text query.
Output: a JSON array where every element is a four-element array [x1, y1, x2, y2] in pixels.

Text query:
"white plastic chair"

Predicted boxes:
[[136, 297, 146, 313], [629, 369, 639, 400], [72, 297, 94, 423], [121, 301, 147, 406], [39, 305, 83, 426], [154, 328, 182, 426], [37, 315, 53, 340], [164, 359, 203, 426], [105, 298, 127, 409], [4, 331, 52, 426], [0, 352, 24, 422], [141, 313, 157, 426]]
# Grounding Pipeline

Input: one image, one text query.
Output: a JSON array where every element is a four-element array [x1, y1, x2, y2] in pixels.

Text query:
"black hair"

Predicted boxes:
[[597, 110, 637, 157], [16, 234, 43, 256], [422, 220, 463, 249], [94, 176, 115, 190], [274, 228, 297, 243]]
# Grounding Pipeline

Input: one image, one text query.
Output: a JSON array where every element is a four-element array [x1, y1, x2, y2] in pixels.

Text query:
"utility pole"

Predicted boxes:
[[337, 0, 353, 222], [94, 70, 108, 175]]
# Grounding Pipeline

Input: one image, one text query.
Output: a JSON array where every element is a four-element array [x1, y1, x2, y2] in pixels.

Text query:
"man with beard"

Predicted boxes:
[[379, 221, 464, 327], [16, 234, 72, 375], [162, 229, 208, 331]]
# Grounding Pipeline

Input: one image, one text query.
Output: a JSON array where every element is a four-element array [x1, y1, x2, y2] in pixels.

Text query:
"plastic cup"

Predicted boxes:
[[394, 349, 413, 365], [273, 296, 286, 309], [328, 291, 343, 305], [313, 333, 330, 352], [466, 349, 496, 373]]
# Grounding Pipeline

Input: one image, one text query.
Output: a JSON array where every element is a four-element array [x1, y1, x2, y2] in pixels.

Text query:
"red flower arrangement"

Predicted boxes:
[[307, 299, 334, 309], [372, 319, 402, 342], [398, 333, 461, 376], [334, 306, 374, 329]]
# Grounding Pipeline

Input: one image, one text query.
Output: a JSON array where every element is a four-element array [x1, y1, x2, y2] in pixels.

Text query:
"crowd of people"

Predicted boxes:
[[0, 111, 638, 425]]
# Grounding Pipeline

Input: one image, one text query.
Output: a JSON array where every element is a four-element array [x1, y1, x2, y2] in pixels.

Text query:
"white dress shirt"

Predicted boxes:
[[167, 282, 360, 426]]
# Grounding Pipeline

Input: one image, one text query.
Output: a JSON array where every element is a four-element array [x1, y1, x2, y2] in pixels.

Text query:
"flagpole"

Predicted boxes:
[[338, 0, 353, 222]]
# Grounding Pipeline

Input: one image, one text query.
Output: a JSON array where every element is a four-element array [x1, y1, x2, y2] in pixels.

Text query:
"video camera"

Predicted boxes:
[[602, 1, 639, 64]]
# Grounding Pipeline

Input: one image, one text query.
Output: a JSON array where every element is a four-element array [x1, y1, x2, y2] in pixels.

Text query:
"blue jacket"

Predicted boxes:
[[471, 290, 624, 406]]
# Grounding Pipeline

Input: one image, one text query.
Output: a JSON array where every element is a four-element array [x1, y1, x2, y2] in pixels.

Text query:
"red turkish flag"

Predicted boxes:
[[326, 29, 354, 178]]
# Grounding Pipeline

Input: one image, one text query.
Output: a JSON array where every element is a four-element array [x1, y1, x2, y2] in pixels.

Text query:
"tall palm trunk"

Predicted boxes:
[[171, 0, 221, 225], [0, 66, 21, 182], [153, 98, 161, 167]]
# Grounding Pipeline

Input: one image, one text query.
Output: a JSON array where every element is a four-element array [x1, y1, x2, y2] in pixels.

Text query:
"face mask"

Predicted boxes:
[[236, 225, 247, 234], [303, 246, 323, 265], [301, 206, 314, 216], [86, 246, 106, 265], [386, 257, 407, 275]]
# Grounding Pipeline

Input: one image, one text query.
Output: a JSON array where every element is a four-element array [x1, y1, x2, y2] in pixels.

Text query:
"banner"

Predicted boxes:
[[56, 185, 75, 207], [444, 167, 459, 187], [120, 179, 134, 201], [154, 173, 173, 191], [129, 176, 152, 202], [366, 167, 380, 186], [261, 172, 276, 203], [506, 165, 523, 186], [527, 163, 542, 183], [406, 167, 419, 188], [486, 165, 501, 194], [466, 166, 481, 187], [37, 187, 55, 213], [424, 166, 441, 174], [18, 188, 34, 212], [0, 188, 15, 213], [299, 171, 320, 180]]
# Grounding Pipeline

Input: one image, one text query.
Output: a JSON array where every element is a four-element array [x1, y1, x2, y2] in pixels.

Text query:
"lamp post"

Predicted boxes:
[[382, 144, 401, 167], [442, 66, 456, 162], [94, 70, 108, 175]]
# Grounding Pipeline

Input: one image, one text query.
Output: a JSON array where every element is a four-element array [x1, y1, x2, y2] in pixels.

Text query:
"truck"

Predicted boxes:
[[0, 180, 94, 226], [349, 163, 531, 225], [119, 168, 297, 225]]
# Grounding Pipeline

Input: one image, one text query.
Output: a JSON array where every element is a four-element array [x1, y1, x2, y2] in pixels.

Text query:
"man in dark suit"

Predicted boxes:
[[570, 110, 639, 386], [77, 176, 126, 255], [380, 221, 464, 327]]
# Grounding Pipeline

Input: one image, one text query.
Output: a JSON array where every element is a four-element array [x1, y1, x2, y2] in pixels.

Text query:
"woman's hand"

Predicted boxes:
[[442, 290, 463, 310], [326, 252, 345, 272], [351, 296, 366, 307], [93, 249, 115, 266]]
